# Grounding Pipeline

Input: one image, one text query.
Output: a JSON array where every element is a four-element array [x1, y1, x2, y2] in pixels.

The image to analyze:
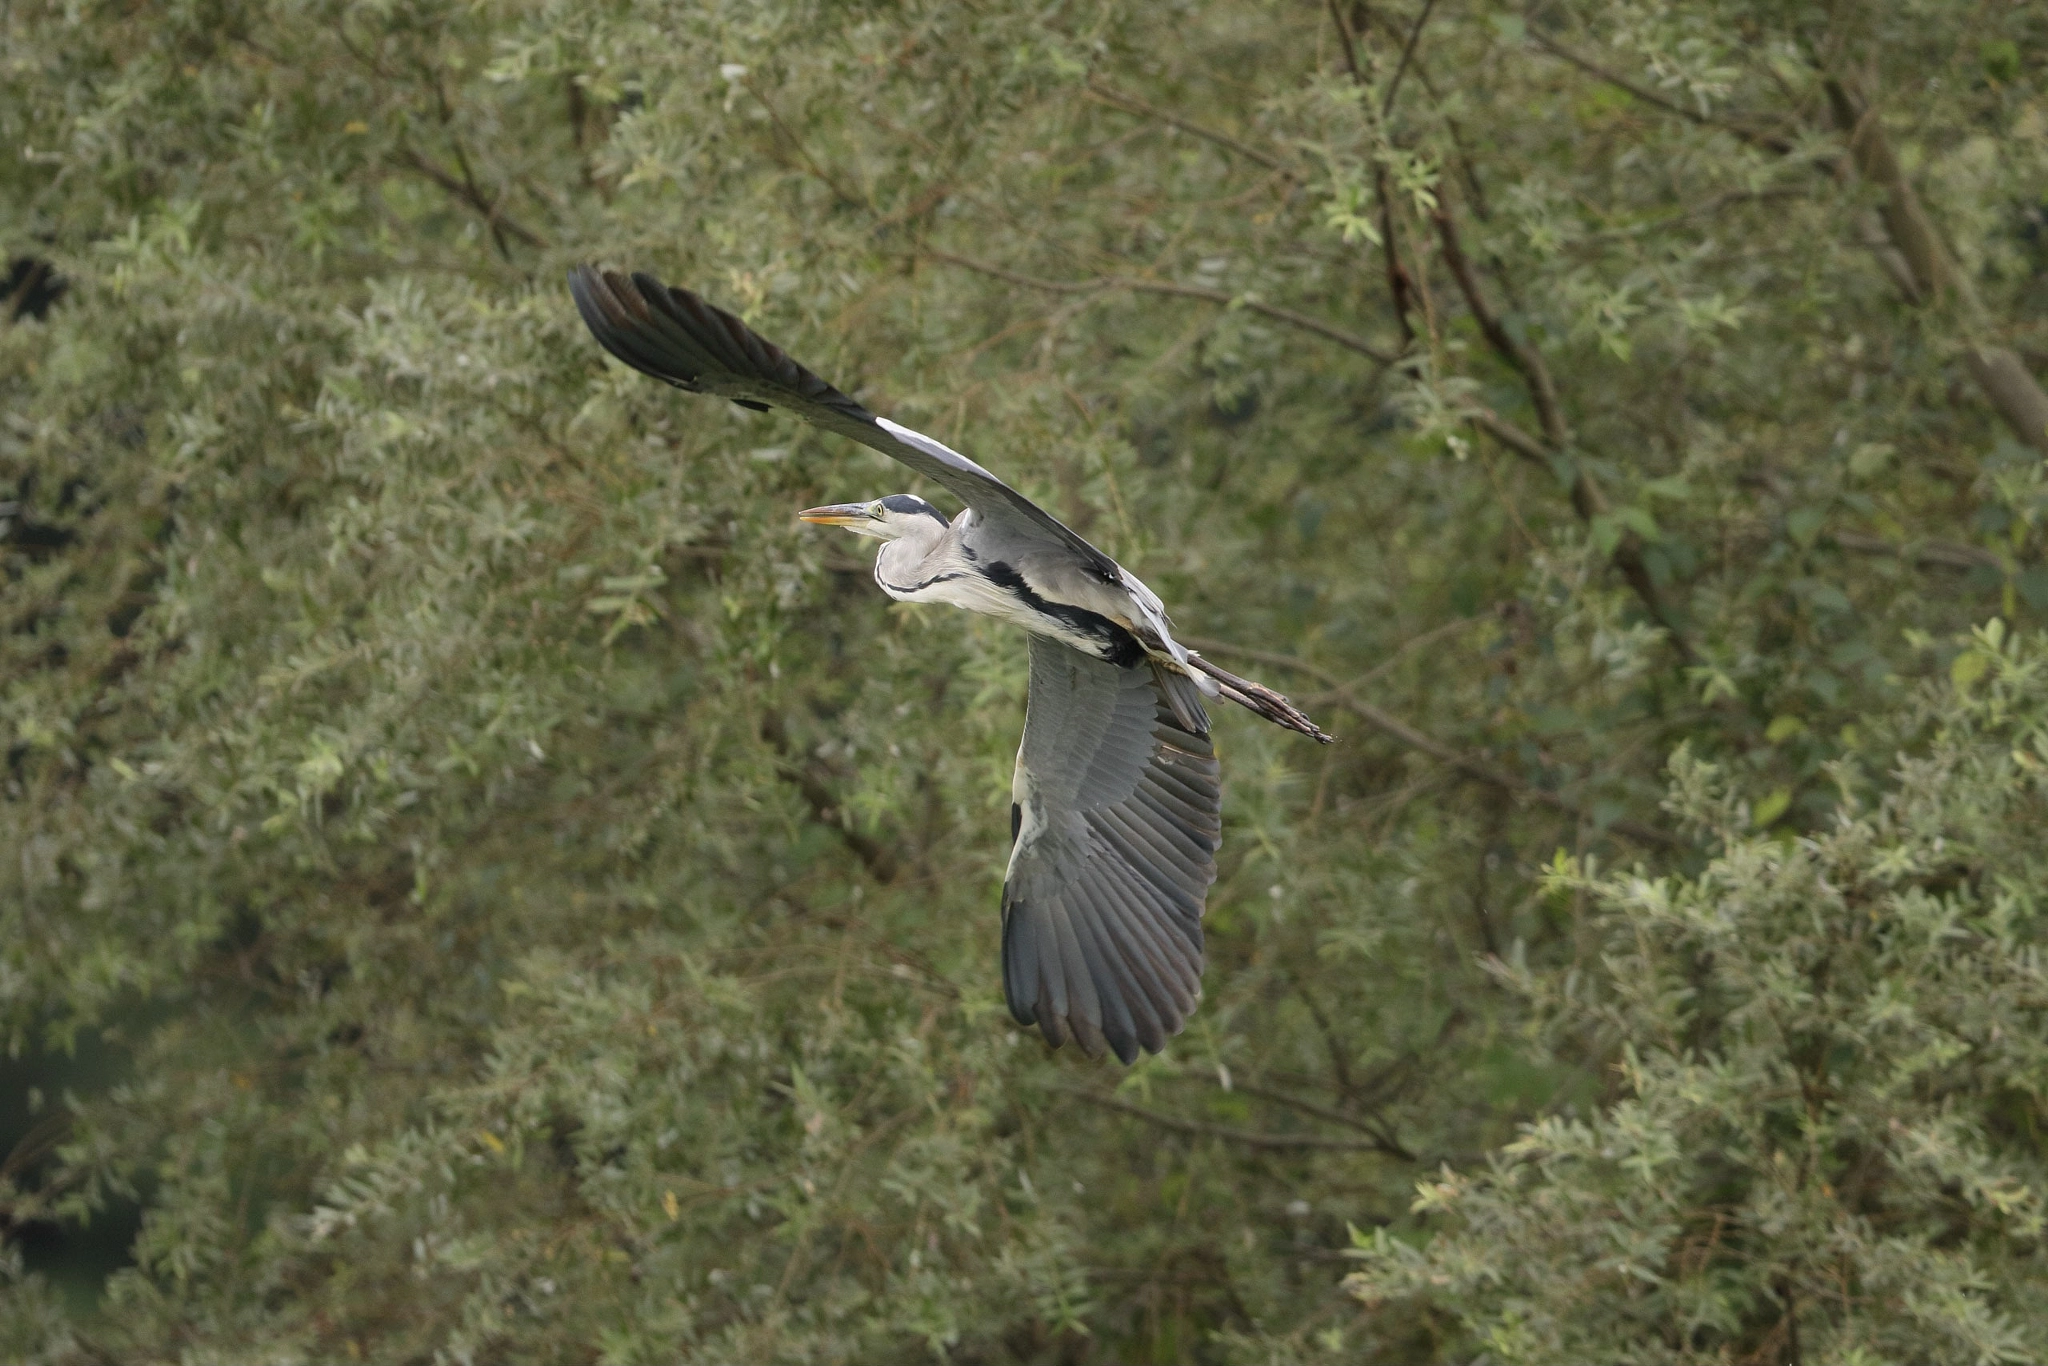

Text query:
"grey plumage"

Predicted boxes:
[[569, 265, 1328, 1063], [1004, 639, 1219, 1062]]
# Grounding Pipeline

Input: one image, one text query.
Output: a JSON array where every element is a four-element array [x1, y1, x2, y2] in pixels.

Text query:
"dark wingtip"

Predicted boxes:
[[566, 263, 612, 338], [1001, 895, 1039, 1028]]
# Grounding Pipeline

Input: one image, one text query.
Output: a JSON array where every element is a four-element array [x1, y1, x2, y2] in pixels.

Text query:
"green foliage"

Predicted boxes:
[[1348, 631, 2048, 1363], [1, 0, 2045, 1360]]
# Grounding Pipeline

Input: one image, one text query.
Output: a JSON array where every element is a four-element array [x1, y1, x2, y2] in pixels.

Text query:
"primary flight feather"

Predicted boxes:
[[569, 266, 1330, 1063]]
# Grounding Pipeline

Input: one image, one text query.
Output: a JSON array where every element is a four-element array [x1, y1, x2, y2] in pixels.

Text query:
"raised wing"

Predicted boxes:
[[1003, 637, 1221, 1063], [568, 266, 1123, 583]]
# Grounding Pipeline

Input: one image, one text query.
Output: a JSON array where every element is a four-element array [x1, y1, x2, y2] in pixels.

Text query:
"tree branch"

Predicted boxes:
[[1529, 34, 2048, 453], [1829, 529, 2001, 574], [1183, 638, 1683, 848], [394, 146, 547, 251], [743, 77, 869, 209], [1288, 973, 1357, 1097], [1062, 1087, 1410, 1155], [1177, 1069, 1416, 1159], [1325, 0, 1366, 84], [925, 249, 1396, 365], [760, 712, 900, 882], [1825, 79, 2048, 453], [1320, 0, 1425, 351], [1436, 206, 1566, 449], [1437, 192, 1696, 660], [1084, 82, 1298, 177], [1382, 0, 1440, 117], [1526, 30, 1792, 153]]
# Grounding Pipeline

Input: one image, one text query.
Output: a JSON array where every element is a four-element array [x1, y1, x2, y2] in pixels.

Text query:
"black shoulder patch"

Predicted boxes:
[[981, 561, 1148, 669], [1011, 801, 1022, 842]]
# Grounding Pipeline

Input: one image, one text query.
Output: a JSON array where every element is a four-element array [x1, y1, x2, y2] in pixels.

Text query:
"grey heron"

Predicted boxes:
[[569, 266, 1330, 1063]]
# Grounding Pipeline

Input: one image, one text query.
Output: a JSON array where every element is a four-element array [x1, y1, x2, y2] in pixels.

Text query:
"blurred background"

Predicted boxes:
[[4, 1, 2047, 1361]]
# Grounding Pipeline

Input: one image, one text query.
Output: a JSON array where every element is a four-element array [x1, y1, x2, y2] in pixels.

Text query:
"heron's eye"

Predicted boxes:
[[869, 501, 884, 517]]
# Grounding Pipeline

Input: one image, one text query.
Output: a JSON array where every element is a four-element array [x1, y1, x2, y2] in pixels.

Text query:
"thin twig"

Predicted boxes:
[[1183, 638, 1683, 849], [1325, 0, 1365, 83], [925, 249, 1396, 366], [760, 712, 901, 881], [1062, 1087, 1409, 1154], [742, 77, 868, 208], [1436, 205, 1567, 449], [1309, 615, 1485, 699], [445, 137, 512, 261], [1830, 529, 2000, 573], [1467, 404, 1699, 665], [394, 147, 547, 250], [1383, 0, 1441, 117], [1084, 82, 1298, 176], [1176, 1068, 1416, 1159], [1288, 972, 1357, 1097], [1324, 0, 1419, 350], [1579, 188, 1811, 244], [1525, 30, 1791, 153]]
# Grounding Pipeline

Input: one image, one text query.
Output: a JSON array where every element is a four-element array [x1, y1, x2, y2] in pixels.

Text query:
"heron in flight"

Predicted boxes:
[[569, 267, 1330, 1063]]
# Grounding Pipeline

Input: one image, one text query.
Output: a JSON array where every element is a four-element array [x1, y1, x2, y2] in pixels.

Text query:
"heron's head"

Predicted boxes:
[[798, 494, 950, 542]]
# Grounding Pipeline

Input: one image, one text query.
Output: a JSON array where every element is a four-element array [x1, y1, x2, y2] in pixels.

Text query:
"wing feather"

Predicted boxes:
[[1002, 637, 1222, 1063], [1065, 900, 1144, 1061], [1095, 804, 1212, 877], [1074, 879, 1183, 1036], [1088, 816, 1206, 916], [1127, 771, 1217, 828]]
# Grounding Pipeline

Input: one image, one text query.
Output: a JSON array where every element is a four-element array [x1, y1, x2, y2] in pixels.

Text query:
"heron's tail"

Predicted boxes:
[[1186, 654, 1334, 744]]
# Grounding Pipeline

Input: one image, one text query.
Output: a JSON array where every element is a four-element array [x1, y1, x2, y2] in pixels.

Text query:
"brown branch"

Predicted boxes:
[[1469, 408, 1554, 468], [1084, 82, 1297, 176], [1288, 973, 1357, 1097], [393, 147, 547, 250], [1527, 31, 1792, 153], [1375, 169, 1418, 349], [925, 249, 1396, 365], [1382, 0, 1440, 117], [1062, 1087, 1409, 1154], [1183, 638, 1683, 849], [1830, 529, 2001, 573], [1825, 79, 2048, 453], [1325, 0, 1366, 83], [1441, 191, 1696, 662], [742, 77, 868, 209], [1177, 1069, 1417, 1159], [1325, 0, 1422, 351], [1961, 350, 2048, 452], [1436, 205, 1566, 449], [1825, 81, 1958, 308], [760, 712, 900, 882], [1530, 34, 2047, 453]]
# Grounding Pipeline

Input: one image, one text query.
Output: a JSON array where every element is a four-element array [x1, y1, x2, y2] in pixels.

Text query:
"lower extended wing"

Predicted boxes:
[[1002, 637, 1222, 1062]]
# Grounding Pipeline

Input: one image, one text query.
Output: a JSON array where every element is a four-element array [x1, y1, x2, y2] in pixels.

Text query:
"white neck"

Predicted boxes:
[[872, 518, 961, 600]]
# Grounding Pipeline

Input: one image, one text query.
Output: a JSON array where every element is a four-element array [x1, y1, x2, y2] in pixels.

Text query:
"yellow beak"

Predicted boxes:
[[798, 503, 875, 527]]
